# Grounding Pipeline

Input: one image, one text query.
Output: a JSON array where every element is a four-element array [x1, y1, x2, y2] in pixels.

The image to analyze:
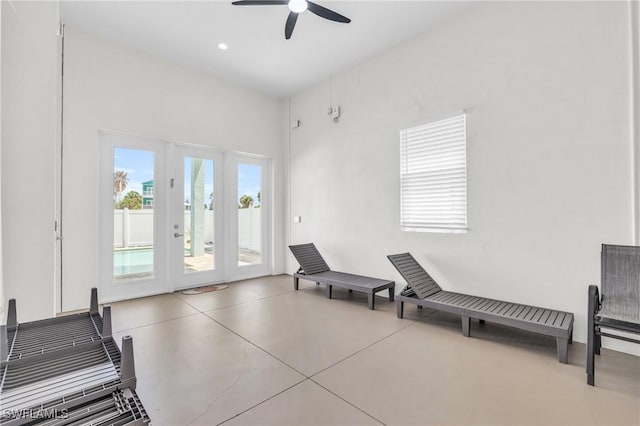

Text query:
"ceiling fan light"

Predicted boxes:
[[288, 0, 307, 14]]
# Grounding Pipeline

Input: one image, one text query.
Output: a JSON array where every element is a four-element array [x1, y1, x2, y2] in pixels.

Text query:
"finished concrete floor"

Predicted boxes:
[[110, 275, 640, 425]]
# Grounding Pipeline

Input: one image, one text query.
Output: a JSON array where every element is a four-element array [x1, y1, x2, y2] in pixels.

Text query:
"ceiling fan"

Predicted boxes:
[[231, 0, 351, 40]]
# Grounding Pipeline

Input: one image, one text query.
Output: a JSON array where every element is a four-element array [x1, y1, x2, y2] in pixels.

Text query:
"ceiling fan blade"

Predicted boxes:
[[306, 1, 351, 23], [231, 1, 289, 5], [285, 11, 298, 40]]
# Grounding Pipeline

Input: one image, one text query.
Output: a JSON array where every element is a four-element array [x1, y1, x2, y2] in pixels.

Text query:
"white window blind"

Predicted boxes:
[[400, 112, 467, 232]]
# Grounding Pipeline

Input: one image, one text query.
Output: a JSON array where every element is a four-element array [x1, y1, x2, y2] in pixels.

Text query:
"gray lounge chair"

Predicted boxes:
[[1, 288, 111, 362], [289, 243, 395, 310], [587, 244, 640, 385], [0, 289, 149, 426], [388, 253, 574, 363]]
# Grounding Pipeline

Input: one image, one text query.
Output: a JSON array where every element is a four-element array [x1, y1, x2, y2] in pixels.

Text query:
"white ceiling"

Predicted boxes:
[[61, 1, 475, 98]]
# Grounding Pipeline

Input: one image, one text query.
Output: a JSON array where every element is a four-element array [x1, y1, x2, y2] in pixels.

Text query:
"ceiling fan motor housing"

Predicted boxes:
[[231, 0, 351, 40]]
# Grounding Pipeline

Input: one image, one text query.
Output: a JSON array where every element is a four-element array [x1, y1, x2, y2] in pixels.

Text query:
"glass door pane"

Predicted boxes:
[[237, 163, 262, 266], [183, 157, 215, 273], [113, 147, 155, 281], [100, 132, 167, 303], [172, 146, 223, 289], [225, 153, 271, 281]]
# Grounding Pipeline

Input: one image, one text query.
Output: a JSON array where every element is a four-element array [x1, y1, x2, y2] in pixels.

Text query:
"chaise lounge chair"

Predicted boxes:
[[289, 243, 395, 310], [587, 244, 640, 385], [0, 289, 149, 425], [388, 252, 574, 363]]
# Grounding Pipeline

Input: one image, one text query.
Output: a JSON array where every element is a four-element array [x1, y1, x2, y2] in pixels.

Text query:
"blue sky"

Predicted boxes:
[[114, 147, 153, 196], [114, 147, 261, 207], [237, 163, 262, 206]]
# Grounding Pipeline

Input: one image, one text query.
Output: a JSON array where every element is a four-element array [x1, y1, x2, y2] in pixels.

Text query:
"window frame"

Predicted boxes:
[[399, 111, 468, 234]]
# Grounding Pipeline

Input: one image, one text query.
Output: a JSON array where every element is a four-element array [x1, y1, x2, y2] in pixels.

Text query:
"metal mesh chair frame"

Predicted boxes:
[[587, 244, 640, 386], [1, 290, 147, 426]]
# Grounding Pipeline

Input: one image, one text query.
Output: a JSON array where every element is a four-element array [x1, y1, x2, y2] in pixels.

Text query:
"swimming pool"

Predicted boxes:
[[114, 247, 153, 278]]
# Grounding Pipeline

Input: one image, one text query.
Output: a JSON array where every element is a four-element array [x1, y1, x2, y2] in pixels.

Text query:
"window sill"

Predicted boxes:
[[401, 227, 468, 234]]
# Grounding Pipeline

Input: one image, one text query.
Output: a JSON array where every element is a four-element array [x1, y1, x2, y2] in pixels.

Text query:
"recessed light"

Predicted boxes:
[[218, 43, 228, 50]]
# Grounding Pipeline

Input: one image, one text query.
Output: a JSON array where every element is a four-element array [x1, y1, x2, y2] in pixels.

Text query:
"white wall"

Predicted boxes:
[[286, 1, 636, 353], [62, 27, 284, 311], [632, 0, 639, 244], [1, 1, 59, 322], [0, 0, 4, 322]]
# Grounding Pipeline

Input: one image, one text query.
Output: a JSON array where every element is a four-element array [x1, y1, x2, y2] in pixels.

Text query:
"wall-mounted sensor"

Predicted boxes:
[[328, 106, 340, 123], [293, 216, 302, 223]]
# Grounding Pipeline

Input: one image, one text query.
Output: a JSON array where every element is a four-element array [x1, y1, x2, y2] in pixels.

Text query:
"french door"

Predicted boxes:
[[99, 132, 271, 302], [99, 132, 169, 301], [170, 146, 224, 289], [225, 154, 272, 281]]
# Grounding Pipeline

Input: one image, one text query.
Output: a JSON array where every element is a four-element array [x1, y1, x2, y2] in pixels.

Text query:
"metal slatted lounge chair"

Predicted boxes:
[[0, 289, 149, 426], [1, 288, 111, 363], [388, 253, 574, 363], [42, 387, 150, 426], [289, 243, 395, 310], [0, 337, 136, 419], [587, 244, 640, 386]]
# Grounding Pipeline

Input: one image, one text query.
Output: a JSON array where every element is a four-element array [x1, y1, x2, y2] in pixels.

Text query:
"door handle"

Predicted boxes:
[[174, 232, 184, 238]]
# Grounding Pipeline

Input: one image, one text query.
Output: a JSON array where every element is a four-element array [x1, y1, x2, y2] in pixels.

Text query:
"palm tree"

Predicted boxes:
[[114, 170, 129, 203]]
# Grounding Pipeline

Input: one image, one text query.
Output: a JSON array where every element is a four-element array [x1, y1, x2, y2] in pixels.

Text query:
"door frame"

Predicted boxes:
[[224, 152, 273, 282], [170, 145, 225, 290], [98, 131, 169, 302], [97, 135, 273, 302]]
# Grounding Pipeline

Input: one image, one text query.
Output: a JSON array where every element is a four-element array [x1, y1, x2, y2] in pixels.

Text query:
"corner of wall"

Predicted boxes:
[[631, 0, 639, 244], [0, 0, 4, 323]]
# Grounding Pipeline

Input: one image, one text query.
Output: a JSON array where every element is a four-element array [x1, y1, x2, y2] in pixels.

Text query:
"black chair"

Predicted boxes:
[[587, 244, 640, 385]]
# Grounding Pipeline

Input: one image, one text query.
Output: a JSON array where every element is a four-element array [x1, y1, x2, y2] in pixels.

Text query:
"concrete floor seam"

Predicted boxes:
[[113, 311, 202, 335], [200, 310, 309, 378], [308, 378, 386, 426], [215, 378, 309, 426], [172, 286, 297, 314], [309, 322, 415, 379]]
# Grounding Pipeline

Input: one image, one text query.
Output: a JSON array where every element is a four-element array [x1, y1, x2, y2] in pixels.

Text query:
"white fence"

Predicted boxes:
[[114, 208, 261, 251], [114, 209, 154, 247], [238, 208, 261, 252]]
